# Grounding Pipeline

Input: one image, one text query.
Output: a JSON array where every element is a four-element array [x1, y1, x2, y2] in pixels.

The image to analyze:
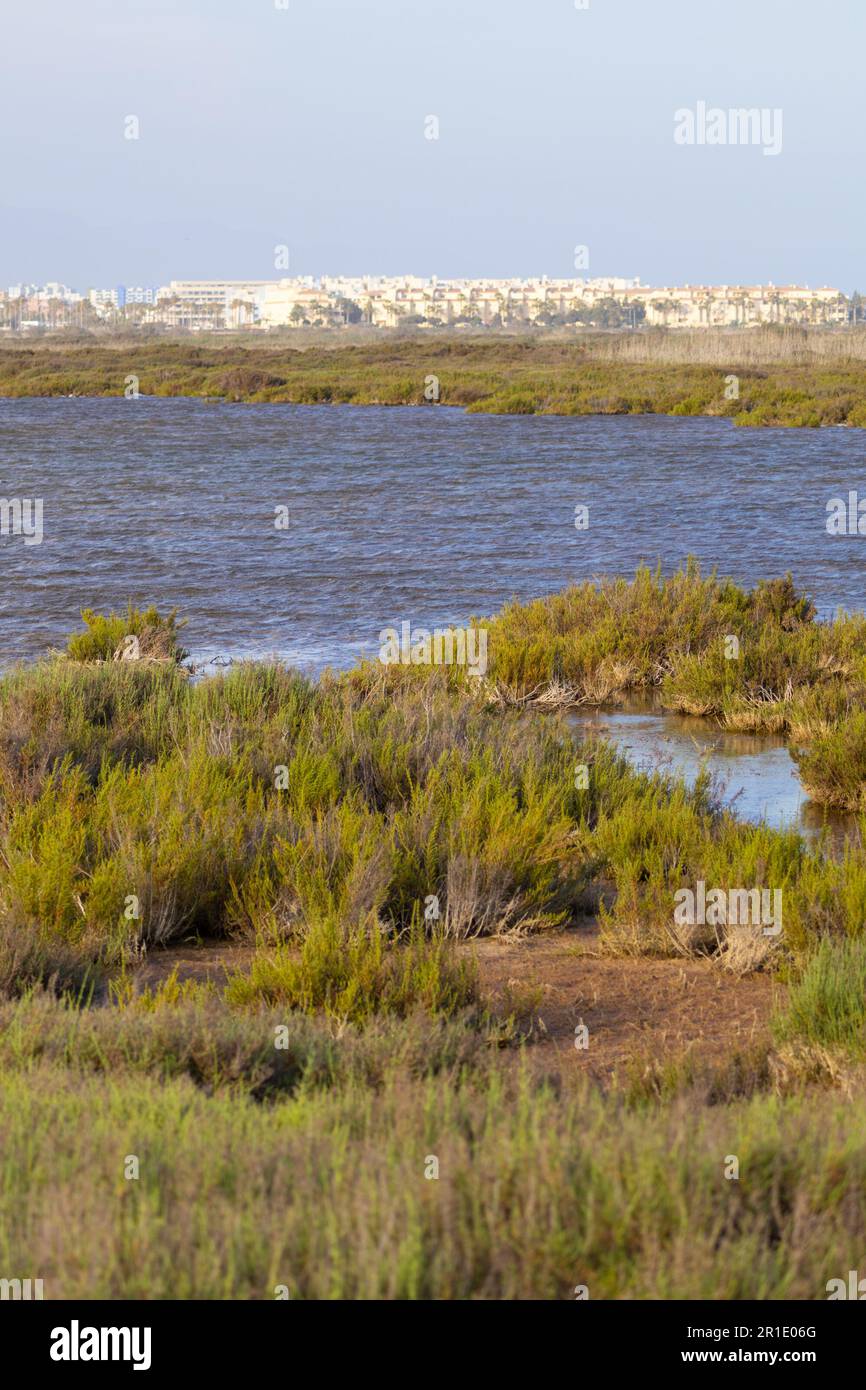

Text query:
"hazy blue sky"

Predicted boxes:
[[1, 0, 862, 288]]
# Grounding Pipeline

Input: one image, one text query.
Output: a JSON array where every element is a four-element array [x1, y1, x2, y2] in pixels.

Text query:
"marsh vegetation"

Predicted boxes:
[[3, 579, 866, 1298], [6, 329, 866, 426]]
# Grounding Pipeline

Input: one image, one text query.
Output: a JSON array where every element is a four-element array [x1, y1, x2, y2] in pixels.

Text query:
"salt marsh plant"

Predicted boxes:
[[773, 937, 866, 1056], [480, 563, 866, 753], [3, 589, 866, 1301], [793, 711, 866, 809], [64, 603, 188, 663], [1, 1000, 866, 1299], [9, 333, 866, 427], [223, 911, 481, 1023], [2, 578, 866, 1014]]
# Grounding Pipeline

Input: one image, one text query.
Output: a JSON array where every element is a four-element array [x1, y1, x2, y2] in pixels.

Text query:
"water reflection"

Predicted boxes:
[[569, 701, 859, 850]]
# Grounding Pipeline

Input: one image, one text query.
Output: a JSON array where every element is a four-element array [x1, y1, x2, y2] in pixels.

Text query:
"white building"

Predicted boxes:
[[89, 288, 119, 311], [122, 286, 158, 305]]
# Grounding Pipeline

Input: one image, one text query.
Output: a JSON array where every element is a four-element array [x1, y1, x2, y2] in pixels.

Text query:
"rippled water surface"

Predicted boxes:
[[3, 399, 866, 668]]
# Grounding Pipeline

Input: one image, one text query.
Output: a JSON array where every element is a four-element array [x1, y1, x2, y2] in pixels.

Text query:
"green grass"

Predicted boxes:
[[0, 1011, 864, 1298], [6, 332, 866, 427], [773, 937, 866, 1056]]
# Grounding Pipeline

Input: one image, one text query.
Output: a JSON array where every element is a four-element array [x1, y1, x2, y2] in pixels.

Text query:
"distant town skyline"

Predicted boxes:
[[1, 271, 858, 292], [1, 275, 854, 333]]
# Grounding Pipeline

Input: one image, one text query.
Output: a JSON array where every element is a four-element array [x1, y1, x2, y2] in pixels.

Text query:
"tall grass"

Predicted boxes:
[[599, 325, 866, 366], [0, 988, 490, 1095], [773, 938, 866, 1055], [1, 1031, 865, 1298], [6, 333, 866, 425]]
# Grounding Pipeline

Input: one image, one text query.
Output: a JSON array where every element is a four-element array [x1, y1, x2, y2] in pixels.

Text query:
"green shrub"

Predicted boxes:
[[65, 604, 188, 663], [224, 913, 480, 1023], [793, 710, 866, 809], [773, 937, 866, 1054]]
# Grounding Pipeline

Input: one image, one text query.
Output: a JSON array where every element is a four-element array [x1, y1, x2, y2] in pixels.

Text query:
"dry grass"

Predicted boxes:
[[596, 325, 866, 365]]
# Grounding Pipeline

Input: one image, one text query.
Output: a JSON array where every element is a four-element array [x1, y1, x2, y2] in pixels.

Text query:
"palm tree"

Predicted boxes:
[[696, 292, 713, 326]]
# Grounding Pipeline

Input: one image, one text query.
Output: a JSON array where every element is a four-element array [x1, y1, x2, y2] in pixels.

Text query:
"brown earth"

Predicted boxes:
[[130, 942, 257, 993], [463, 925, 779, 1081], [128, 927, 778, 1082]]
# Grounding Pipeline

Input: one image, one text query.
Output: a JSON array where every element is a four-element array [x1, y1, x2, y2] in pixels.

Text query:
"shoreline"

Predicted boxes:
[[5, 334, 866, 426]]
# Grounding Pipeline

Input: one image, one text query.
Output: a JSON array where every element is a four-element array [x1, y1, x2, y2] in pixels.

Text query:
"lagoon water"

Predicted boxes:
[[3, 398, 866, 667], [2, 398, 865, 833]]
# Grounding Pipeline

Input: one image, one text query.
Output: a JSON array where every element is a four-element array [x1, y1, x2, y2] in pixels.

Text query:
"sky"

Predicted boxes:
[[1, 0, 863, 289]]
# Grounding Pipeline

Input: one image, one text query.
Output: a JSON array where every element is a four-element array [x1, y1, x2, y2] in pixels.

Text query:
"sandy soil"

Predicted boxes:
[[127, 925, 778, 1081], [465, 926, 778, 1080]]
